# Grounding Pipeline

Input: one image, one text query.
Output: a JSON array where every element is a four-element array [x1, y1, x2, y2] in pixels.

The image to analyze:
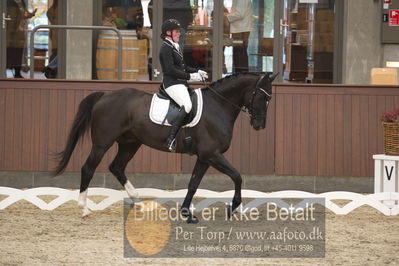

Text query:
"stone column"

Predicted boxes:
[[342, 0, 382, 84], [65, 0, 93, 80]]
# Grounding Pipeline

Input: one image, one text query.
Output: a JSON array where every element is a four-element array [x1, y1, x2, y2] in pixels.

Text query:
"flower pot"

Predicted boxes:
[[382, 122, 399, 155]]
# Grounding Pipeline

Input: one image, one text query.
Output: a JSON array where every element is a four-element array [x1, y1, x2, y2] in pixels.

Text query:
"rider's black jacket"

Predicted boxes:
[[159, 40, 197, 88]]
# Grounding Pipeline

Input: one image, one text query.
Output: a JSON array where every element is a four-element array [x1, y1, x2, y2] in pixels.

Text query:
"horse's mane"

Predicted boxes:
[[202, 72, 260, 91]]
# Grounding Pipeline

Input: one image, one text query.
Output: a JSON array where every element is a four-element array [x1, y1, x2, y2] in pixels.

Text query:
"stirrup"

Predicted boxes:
[[167, 138, 176, 152]]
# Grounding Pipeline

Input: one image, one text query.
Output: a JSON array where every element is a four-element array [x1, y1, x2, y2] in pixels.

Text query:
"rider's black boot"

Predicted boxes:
[[165, 107, 188, 152]]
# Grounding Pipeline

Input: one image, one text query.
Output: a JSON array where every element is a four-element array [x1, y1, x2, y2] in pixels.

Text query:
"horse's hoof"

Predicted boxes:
[[82, 213, 92, 219], [227, 206, 239, 218], [227, 207, 232, 218], [187, 215, 199, 224], [81, 206, 92, 218], [124, 181, 139, 198]]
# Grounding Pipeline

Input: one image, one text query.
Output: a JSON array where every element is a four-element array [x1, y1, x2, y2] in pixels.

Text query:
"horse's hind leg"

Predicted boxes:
[[79, 145, 111, 217], [109, 141, 142, 198]]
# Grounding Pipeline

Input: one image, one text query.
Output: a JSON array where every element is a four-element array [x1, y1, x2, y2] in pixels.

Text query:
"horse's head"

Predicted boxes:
[[246, 73, 278, 130]]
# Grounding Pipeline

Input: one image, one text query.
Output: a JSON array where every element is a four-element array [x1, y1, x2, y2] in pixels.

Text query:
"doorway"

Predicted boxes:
[[279, 0, 335, 83]]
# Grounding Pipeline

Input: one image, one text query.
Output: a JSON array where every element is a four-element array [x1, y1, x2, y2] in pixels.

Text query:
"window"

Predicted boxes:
[[223, 0, 275, 75], [282, 0, 335, 83], [98, 0, 151, 80]]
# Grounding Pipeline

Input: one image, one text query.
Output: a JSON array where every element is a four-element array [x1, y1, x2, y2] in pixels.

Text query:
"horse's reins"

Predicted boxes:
[[201, 76, 271, 119], [204, 81, 250, 117]]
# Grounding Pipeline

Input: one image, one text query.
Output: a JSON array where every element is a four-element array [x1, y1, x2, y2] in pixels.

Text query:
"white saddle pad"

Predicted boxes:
[[149, 89, 203, 127]]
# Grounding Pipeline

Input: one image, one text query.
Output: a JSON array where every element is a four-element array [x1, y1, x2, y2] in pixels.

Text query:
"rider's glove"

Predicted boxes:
[[198, 70, 208, 80], [189, 72, 202, 81]]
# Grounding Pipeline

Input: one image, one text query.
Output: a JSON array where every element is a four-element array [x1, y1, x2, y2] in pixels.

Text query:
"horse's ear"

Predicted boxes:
[[269, 72, 279, 82], [258, 73, 269, 87]]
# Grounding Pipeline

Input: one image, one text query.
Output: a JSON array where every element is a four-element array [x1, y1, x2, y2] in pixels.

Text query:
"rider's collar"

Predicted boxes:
[[165, 38, 180, 51]]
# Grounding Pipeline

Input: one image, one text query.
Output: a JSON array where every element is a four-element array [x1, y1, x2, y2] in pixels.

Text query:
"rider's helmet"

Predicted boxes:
[[161, 19, 182, 39]]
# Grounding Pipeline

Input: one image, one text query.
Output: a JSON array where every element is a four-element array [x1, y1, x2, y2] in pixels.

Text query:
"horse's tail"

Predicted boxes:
[[53, 92, 105, 176]]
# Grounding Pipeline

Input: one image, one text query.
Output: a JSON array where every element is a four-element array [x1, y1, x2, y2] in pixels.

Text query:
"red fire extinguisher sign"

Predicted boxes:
[[390, 10, 399, 26]]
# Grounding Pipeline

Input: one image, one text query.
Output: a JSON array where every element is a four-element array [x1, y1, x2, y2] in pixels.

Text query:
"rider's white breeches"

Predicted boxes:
[[165, 84, 192, 113]]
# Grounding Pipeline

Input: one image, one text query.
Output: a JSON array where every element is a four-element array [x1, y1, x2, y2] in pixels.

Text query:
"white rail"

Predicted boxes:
[[0, 187, 398, 216]]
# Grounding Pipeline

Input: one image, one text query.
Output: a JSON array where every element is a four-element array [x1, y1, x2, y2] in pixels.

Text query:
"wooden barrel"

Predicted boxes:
[[96, 30, 148, 80]]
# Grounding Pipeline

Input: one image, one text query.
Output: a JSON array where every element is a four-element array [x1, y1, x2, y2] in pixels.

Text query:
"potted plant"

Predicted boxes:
[[381, 108, 399, 155]]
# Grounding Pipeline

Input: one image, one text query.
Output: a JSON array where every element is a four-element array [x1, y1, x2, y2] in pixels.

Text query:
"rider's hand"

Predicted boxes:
[[198, 70, 208, 80], [189, 72, 202, 81]]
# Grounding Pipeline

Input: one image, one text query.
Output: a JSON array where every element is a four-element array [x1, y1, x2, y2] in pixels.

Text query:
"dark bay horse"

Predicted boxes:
[[54, 72, 277, 222]]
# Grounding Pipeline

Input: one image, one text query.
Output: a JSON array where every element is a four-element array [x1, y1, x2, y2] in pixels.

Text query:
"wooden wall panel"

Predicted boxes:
[[37, 90, 47, 170], [21, 89, 32, 170], [31, 89, 40, 170], [342, 95, 352, 175], [275, 91, 284, 174], [333, 95, 345, 176], [4, 89, 15, 169], [283, 94, 293, 174], [316, 95, 327, 176], [308, 95, 318, 176], [0, 80, 182, 174], [291, 94, 301, 174], [0, 89, 5, 170], [1, 80, 399, 177], [274, 84, 399, 177], [299, 95, 311, 174]]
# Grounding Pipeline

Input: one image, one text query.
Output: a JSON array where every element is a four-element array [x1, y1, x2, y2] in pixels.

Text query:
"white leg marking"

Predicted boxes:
[[78, 190, 91, 217], [78, 190, 88, 207], [124, 180, 138, 198]]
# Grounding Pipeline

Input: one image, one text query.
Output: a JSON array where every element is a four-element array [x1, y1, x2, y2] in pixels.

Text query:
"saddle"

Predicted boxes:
[[149, 85, 203, 127]]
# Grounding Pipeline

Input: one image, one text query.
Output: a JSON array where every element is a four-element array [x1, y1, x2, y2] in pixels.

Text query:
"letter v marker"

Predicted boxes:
[[385, 165, 394, 181]]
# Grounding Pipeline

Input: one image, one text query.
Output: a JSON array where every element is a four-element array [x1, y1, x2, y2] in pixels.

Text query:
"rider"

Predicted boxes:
[[159, 19, 208, 152]]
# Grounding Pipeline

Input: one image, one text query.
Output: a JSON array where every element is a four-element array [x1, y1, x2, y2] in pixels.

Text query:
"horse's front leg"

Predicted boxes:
[[181, 158, 210, 224], [208, 153, 242, 217]]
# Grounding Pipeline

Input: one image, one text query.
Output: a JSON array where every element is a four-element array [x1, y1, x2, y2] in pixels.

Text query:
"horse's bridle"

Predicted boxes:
[[245, 76, 272, 120], [205, 76, 272, 120]]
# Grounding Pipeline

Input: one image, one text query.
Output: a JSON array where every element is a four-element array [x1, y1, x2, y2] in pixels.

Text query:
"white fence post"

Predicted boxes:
[[373, 154, 399, 207]]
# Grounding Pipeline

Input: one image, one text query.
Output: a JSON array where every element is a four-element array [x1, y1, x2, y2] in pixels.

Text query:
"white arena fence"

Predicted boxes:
[[0, 187, 398, 216]]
